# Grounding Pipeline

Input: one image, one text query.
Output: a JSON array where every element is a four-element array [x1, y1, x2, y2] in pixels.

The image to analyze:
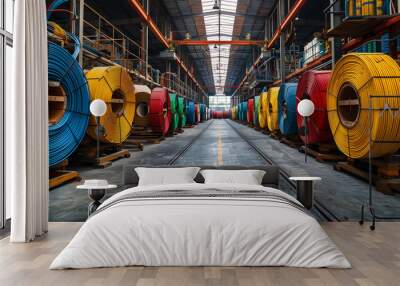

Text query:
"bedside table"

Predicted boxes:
[[77, 180, 117, 216], [289, 177, 321, 209]]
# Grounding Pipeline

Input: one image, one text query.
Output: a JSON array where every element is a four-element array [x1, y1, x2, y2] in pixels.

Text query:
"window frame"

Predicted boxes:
[[0, 0, 14, 230]]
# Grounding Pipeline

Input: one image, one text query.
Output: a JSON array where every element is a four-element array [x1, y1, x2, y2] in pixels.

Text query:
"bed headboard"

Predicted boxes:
[[122, 165, 280, 189]]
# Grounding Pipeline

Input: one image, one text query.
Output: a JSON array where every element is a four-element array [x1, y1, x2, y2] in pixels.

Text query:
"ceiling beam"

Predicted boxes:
[[173, 39, 266, 46], [172, 10, 265, 19]]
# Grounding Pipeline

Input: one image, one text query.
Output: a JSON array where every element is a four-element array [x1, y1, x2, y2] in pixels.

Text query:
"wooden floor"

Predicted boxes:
[[0, 222, 399, 286]]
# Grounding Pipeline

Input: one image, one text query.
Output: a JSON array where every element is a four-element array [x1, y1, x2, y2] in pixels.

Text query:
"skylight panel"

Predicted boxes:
[[201, 0, 238, 95]]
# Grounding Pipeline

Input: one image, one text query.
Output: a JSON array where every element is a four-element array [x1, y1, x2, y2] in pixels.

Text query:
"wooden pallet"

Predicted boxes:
[[49, 160, 80, 189], [96, 149, 130, 168], [129, 129, 165, 144], [334, 158, 400, 194], [73, 145, 131, 168], [299, 145, 346, 163], [279, 135, 302, 148], [123, 139, 144, 151]]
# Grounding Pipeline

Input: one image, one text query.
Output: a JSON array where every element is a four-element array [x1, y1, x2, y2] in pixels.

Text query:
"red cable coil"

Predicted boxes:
[[195, 104, 201, 123], [296, 70, 333, 144], [247, 99, 254, 123], [149, 87, 172, 135], [223, 110, 230, 119]]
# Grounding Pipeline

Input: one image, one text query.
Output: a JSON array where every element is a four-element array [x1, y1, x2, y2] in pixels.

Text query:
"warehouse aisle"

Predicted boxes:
[[49, 120, 265, 221], [173, 120, 265, 166]]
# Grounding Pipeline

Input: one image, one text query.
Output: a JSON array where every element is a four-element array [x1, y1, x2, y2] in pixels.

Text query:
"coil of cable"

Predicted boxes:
[[296, 71, 333, 144], [327, 53, 400, 159], [266, 87, 280, 132], [186, 101, 196, 125], [223, 110, 230, 119], [231, 106, 236, 120], [168, 93, 179, 132], [253, 96, 260, 127], [48, 42, 90, 166], [200, 104, 207, 122], [177, 96, 186, 128], [278, 83, 298, 135], [86, 66, 136, 144], [258, 91, 268, 128], [195, 103, 201, 123], [242, 102, 248, 122], [247, 99, 254, 123], [133, 84, 151, 127], [149, 87, 171, 135]]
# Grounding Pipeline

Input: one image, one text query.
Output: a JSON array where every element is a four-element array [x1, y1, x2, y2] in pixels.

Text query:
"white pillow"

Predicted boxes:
[[135, 167, 200, 186], [200, 169, 266, 185]]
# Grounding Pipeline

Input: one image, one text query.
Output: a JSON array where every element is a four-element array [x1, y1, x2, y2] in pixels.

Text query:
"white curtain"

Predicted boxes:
[[7, 0, 49, 242]]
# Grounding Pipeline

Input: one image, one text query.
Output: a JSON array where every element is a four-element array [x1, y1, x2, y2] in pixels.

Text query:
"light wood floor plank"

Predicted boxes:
[[0, 222, 399, 286]]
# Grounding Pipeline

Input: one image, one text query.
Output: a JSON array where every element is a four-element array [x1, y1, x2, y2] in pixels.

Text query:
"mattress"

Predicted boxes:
[[50, 183, 350, 269]]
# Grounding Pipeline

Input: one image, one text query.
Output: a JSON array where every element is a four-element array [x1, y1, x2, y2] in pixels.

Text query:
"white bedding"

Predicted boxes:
[[50, 183, 350, 269]]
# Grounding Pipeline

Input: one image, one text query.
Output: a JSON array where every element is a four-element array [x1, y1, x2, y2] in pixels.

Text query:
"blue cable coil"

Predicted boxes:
[[200, 104, 207, 121], [47, 0, 68, 19], [278, 83, 298, 135], [186, 101, 196, 125], [241, 102, 248, 122], [48, 42, 90, 166], [239, 102, 244, 121]]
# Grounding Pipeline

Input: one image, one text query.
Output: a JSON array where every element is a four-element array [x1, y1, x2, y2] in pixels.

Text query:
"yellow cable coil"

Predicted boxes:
[[258, 92, 268, 128], [86, 66, 136, 144], [327, 53, 400, 159], [134, 84, 151, 127], [266, 87, 280, 132]]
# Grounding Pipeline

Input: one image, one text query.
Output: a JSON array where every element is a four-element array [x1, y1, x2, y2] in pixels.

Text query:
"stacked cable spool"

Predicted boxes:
[[266, 87, 280, 132], [148, 87, 171, 135], [278, 83, 298, 135], [258, 91, 268, 128], [237, 103, 242, 121], [223, 110, 230, 119], [169, 93, 179, 132], [86, 66, 136, 144], [48, 42, 90, 166], [177, 97, 186, 128], [186, 101, 196, 125], [242, 102, 248, 122], [235, 105, 239, 120], [253, 96, 260, 127], [195, 103, 201, 123], [133, 84, 151, 127], [327, 53, 400, 159], [231, 106, 237, 120], [247, 99, 254, 124], [200, 104, 207, 122], [296, 71, 333, 144]]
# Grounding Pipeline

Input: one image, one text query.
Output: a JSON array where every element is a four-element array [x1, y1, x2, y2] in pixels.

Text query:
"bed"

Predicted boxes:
[[50, 165, 350, 269]]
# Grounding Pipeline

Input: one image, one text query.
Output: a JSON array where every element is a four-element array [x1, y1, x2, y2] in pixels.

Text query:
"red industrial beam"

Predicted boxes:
[[173, 40, 267, 46], [268, 0, 307, 49], [128, 0, 205, 94]]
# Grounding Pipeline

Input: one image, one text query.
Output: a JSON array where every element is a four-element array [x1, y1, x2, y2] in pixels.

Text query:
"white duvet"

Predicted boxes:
[[50, 183, 350, 269]]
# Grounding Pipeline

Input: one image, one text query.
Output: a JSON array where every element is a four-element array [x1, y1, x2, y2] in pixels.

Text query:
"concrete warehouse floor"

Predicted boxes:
[[49, 120, 400, 222]]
